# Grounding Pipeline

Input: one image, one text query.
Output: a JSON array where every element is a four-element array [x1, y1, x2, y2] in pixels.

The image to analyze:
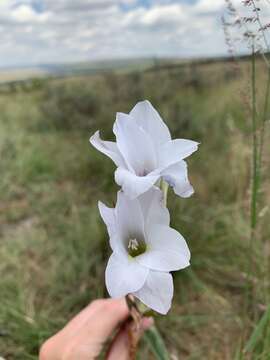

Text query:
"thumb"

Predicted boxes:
[[106, 317, 154, 360]]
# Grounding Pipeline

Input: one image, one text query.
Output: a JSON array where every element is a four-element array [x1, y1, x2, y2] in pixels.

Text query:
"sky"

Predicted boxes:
[[0, 0, 268, 67]]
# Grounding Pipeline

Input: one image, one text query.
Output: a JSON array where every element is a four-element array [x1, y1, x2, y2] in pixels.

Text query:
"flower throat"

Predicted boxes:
[[128, 238, 146, 257]]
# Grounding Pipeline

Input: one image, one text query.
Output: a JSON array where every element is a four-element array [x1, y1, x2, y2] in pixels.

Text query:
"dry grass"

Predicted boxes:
[[0, 58, 269, 359]]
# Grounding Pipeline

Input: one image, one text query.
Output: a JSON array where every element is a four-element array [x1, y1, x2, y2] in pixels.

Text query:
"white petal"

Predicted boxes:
[[138, 187, 170, 227], [105, 253, 149, 298], [113, 112, 157, 175], [116, 191, 145, 240], [161, 161, 194, 198], [130, 100, 171, 147], [137, 224, 190, 272], [133, 271, 173, 314], [98, 201, 116, 246], [90, 131, 126, 167], [108, 232, 127, 255], [115, 167, 160, 199], [158, 139, 199, 169], [98, 201, 128, 256]]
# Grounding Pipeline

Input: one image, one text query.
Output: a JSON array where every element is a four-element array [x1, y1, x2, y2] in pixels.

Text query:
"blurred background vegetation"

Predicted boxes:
[[0, 57, 269, 359]]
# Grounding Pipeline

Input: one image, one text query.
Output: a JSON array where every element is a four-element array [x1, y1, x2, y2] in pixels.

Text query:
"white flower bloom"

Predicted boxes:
[[99, 187, 190, 314], [90, 100, 199, 199]]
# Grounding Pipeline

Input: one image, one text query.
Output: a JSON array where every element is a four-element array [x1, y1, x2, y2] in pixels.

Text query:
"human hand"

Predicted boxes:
[[39, 298, 153, 360]]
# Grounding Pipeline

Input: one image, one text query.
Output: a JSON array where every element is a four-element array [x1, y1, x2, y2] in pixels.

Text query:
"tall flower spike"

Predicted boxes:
[[98, 187, 191, 314], [90, 100, 199, 199]]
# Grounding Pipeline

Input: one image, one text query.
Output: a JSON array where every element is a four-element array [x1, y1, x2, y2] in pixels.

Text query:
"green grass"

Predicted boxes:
[[0, 59, 269, 359]]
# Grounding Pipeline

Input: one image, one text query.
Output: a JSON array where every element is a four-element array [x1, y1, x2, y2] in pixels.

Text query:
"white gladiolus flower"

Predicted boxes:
[[98, 187, 191, 314], [90, 100, 199, 199]]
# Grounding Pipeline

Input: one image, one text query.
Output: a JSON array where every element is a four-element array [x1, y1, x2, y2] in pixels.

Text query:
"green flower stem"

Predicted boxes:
[[258, 66, 270, 190], [160, 179, 169, 207], [144, 325, 171, 360], [250, 44, 258, 233], [245, 44, 258, 318]]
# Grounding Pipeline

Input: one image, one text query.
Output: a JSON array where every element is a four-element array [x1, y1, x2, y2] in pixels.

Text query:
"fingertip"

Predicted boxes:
[[106, 327, 129, 360], [85, 297, 130, 340], [89, 297, 129, 319], [105, 297, 129, 318], [106, 316, 154, 360]]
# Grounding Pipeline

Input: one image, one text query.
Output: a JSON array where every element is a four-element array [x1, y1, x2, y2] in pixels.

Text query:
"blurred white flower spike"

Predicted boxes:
[[98, 187, 191, 314], [90, 100, 199, 199]]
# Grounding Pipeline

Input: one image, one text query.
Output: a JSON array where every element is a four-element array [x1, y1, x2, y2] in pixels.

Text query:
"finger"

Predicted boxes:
[[58, 298, 129, 341], [66, 298, 130, 358], [106, 317, 154, 360], [80, 298, 129, 340], [41, 298, 129, 359]]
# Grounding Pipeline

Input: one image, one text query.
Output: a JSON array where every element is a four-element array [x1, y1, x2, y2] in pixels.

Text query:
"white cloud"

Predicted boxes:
[[12, 4, 49, 22], [194, 0, 225, 13], [141, 4, 186, 26], [0, 0, 265, 67], [12, 5, 37, 22], [43, 0, 116, 12]]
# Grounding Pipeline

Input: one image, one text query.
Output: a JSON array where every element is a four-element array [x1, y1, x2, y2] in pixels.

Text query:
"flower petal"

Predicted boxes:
[[98, 201, 116, 245], [161, 161, 194, 198], [105, 252, 149, 298], [139, 187, 170, 227], [130, 100, 171, 147], [133, 270, 173, 314], [90, 131, 126, 167], [113, 112, 157, 175], [137, 224, 190, 272], [115, 167, 160, 199], [116, 190, 145, 240], [158, 139, 199, 169]]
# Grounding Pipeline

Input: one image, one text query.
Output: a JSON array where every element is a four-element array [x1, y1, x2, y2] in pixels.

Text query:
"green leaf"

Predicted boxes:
[[244, 305, 270, 353], [144, 326, 171, 360]]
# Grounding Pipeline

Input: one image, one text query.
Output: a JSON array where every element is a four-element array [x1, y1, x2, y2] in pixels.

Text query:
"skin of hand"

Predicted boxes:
[[39, 298, 153, 360]]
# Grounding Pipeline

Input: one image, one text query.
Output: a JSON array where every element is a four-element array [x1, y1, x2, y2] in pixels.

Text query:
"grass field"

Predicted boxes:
[[0, 58, 269, 359]]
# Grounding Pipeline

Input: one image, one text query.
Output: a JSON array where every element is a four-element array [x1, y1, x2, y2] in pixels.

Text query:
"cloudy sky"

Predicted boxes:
[[0, 0, 267, 67]]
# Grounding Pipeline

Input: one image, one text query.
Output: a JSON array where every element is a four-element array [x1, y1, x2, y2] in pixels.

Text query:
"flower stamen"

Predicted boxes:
[[128, 238, 146, 257], [128, 238, 139, 250]]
